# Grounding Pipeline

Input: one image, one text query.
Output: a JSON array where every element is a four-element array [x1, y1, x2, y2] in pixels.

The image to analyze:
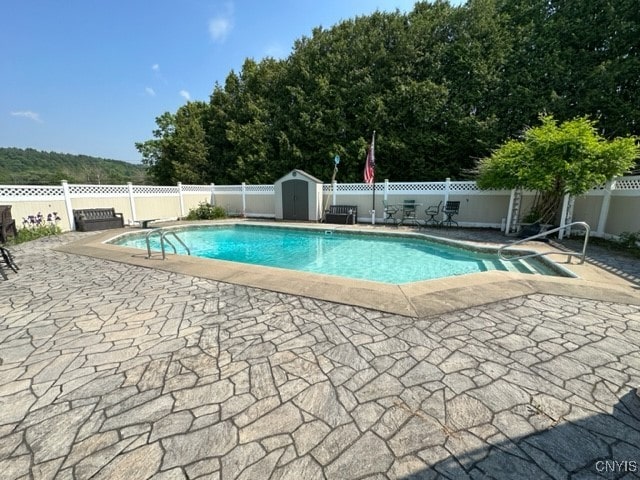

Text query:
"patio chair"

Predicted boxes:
[[423, 201, 442, 227], [0, 246, 19, 280], [383, 200, 399, 225], [401, 200, 419, 226], [441, 201, 460, 227]]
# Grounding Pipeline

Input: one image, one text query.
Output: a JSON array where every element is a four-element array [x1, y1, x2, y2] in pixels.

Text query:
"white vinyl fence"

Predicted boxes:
[[1, 176, 639, 238]]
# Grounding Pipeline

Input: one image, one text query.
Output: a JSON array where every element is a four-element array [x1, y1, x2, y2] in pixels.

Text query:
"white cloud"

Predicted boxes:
[[151, 63, 159, 71], [11, 111, 42, 123], [145, 87, 156, 96], [208, 3, 234, 43], [209, 17, 232, 42], [179, 90, 191, 101]]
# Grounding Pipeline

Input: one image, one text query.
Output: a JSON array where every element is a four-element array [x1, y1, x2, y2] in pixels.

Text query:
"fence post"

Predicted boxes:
[[210, 183, 216, 205], [61, 180, 75, 231], [596, 179, 614, 236], [178, 182, 185, 218], [332, 180, 337, 205], [127, 182, 137, 225], [242, 182, 247, 216], [505, 189, 515, 234], [442, 178, 451, 222], [384, 179, 389, 201], [558, 194, 571, 240]]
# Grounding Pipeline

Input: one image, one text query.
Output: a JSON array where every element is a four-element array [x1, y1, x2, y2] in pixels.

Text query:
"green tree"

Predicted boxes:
[[0, 147, 146, 185], [136, 102, 209, 185], [493, 0, 640, 139], [476, 115, 639, 223], [135, 111, 177, 185], [136, 0, 640, 186]]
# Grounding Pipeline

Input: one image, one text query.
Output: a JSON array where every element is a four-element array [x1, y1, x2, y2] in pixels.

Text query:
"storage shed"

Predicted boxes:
[[274, 169, 324, 221]]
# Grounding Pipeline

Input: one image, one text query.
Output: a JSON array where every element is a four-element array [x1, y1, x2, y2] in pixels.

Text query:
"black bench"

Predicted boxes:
[[324, 205, 358, 224], [73, 208, 124, 232]]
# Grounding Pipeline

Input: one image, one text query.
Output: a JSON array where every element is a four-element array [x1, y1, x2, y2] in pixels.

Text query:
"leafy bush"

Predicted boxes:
[[185, 202, 227, 220]]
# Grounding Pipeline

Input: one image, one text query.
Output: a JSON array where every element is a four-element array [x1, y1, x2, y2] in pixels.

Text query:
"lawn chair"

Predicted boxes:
[[423, 201, 442, 227], [441, 201, 460, 227], [383, 200, 399, 225]]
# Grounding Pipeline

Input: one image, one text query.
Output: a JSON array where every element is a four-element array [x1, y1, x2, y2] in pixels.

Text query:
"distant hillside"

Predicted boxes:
[[0, 147, 149, 185]]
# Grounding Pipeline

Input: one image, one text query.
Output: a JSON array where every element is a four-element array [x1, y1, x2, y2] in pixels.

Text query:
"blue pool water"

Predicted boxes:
[[110, 224, 562, 284]]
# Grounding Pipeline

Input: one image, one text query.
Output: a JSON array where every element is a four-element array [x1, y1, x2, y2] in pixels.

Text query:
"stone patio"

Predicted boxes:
[[1, 229, 639, 479]]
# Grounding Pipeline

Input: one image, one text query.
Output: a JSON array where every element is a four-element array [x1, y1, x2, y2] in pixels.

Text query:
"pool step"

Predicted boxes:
[[483, 258, 540, 275], [512, 259, 538, 274]]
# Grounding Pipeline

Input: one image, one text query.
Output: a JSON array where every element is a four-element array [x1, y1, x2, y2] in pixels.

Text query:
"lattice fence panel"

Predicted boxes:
[[214, 185, 244, 193], [132, 186, 179, 195], [0, 185, 64, 198], [615, 176, 640, 190], [182, 185, 214, 193], [387, 182, 447, 193], [244, 185, 275, 193], [323, 183, 384, 193], [449, 181, 480, 192], [69, 185, 129, 196]]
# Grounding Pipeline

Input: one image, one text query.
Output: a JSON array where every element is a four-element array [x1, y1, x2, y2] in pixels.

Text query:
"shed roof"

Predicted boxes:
[[274, 169, 323, 185]]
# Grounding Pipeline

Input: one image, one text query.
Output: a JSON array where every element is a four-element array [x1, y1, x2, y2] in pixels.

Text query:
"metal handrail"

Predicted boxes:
[[145, 228, 191, 260], [498, 221, 590, 265], [145, 229, 161, 258]]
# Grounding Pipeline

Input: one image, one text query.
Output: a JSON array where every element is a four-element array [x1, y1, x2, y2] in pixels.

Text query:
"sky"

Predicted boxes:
[[1, 0, 462, 164]]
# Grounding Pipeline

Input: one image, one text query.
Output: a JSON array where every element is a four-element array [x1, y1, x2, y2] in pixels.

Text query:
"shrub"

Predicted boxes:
[[185, 202, 227, 220], [10, 212, 62, 244]]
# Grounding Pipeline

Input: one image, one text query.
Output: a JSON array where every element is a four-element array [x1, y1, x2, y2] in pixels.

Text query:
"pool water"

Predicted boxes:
[[110, 224, 565, 284]]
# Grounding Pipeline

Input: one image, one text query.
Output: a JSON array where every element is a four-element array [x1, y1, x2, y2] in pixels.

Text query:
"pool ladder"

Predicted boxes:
[[145, 228, 191, 260], [498, 221, 590, 265]]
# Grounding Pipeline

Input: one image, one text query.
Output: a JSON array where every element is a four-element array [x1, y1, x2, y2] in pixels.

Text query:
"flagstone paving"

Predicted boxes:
[[1, 231, 640, 479]]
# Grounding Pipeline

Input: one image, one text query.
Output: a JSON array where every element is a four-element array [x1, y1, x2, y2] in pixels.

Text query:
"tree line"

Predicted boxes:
[[0, 148, 147, 185], [136, 0, 640, 186]]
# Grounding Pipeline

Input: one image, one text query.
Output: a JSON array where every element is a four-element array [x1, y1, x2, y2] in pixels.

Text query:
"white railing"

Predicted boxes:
[[499, 221, 591, 264]]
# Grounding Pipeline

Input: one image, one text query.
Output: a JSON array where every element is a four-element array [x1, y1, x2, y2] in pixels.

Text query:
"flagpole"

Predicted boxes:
[[371, 131, 376, 225]]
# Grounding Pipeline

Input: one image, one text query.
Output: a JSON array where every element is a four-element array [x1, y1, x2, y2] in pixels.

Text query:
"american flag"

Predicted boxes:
[[363, 132, 375, 184]]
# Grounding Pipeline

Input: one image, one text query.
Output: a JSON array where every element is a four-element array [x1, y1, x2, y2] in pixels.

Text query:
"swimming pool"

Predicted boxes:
[[110, 224, 569, 285]]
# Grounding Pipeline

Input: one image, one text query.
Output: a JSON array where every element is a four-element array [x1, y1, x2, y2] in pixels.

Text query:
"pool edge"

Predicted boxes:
[[54, 222, 640, 317]]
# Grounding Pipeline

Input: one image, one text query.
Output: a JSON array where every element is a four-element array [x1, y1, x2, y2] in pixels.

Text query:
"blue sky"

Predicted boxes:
[[1, 1, 462, 164]]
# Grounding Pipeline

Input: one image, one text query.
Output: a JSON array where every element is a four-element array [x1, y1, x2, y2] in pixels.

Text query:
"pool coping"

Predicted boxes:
[[54, 220, 640, 317]]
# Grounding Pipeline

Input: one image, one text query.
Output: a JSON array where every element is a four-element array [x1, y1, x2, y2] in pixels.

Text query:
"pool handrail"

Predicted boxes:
[[498, 221, 590, 265], [145, 228, 191, 260]]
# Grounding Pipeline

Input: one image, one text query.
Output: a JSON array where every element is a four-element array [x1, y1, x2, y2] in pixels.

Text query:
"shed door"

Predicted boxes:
[[282, 179, 308, 220]]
